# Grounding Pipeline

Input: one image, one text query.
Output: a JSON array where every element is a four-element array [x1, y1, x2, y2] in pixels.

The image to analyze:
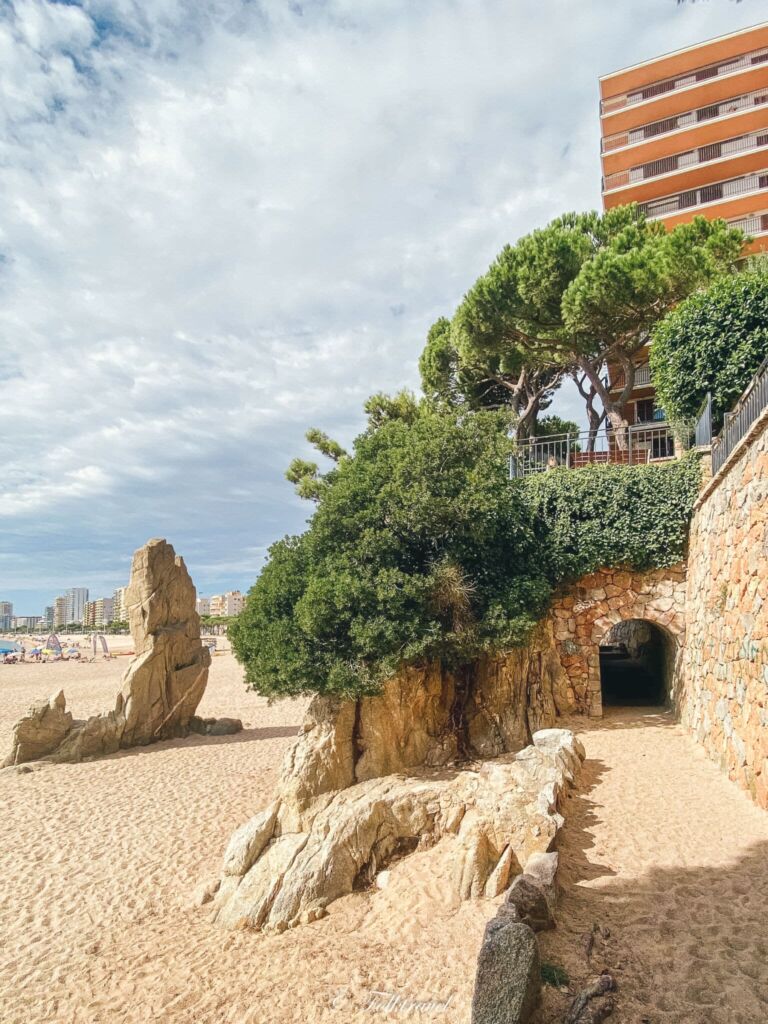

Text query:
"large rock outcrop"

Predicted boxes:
[[275, 623, 571, 832], [3, 539, 211, 767], [212, 727, 584, 931]]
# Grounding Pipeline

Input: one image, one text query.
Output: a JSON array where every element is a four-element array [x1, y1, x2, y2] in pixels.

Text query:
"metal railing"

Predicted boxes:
[[640, 168, 768, 220], [603, 129, 768, 192], [509, 423, 676, 478], [711, 357, 768, 475], [601, 47, 768, 115], [602, 87, 768, 152], [608, 364, 652, 391]]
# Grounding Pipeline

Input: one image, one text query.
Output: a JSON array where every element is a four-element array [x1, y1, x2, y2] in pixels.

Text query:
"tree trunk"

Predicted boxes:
[[573, 372, 607, 454], [575, 355, 634, 451]]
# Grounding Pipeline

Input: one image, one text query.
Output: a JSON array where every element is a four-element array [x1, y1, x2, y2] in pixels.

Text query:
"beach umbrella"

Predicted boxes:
[[0, 642, 21, 655]]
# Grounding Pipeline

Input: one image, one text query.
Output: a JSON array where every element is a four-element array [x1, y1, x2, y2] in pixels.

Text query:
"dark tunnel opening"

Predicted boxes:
[[599, 619, 672, 707]]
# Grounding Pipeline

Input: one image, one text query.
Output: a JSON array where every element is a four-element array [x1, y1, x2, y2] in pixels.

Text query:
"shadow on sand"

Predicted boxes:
[[532, 710, 768, 1024]]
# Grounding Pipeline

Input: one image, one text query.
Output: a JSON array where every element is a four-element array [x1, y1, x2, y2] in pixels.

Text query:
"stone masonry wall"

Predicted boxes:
[[681, 408, 768, 809], [547, 567, 687, 718]]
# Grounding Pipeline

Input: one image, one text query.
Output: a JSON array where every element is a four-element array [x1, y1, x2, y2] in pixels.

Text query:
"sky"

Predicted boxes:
[[0, 0, 762, 615]]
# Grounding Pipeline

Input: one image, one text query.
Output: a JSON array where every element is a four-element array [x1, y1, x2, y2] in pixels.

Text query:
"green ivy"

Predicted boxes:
[[521, 455, 701, 585]]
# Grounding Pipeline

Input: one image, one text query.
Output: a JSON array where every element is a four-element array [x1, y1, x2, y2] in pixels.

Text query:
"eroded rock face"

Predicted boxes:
[[2, 691, 72, 767], [3, 538, 211, 766], [212, 728, 584, 932], [269, 625, 570, 835], [118, 538, 211, 745]]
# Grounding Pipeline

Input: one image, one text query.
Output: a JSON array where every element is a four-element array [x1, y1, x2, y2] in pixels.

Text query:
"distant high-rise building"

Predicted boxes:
[[112, 586, 128, 623], [43, 606, 54, 628], [53, 596, 68, 628], [64, 587, 89, 624], [196, 597, 211, 616], [0, 601, 13, 631], [600, 23, 768, 253]]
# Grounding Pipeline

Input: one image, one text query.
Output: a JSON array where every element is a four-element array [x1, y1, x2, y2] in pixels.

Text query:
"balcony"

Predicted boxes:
[[508, 424, 676, 478], [602, 86, 768, 153], [639, 168, 768, 221], [608, 364, 652, 392], [601, 46, 768, 115], [727, 210, 768, 235], [603, 128, 768, 192]]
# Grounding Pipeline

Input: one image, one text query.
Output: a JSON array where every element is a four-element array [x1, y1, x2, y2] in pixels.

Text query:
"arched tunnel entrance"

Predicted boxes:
[[599, 619, 674, 707]]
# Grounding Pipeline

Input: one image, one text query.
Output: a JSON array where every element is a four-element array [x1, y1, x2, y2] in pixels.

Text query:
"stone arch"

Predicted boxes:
[[548, 566, 686, 717], [596, 616, 680, 710]]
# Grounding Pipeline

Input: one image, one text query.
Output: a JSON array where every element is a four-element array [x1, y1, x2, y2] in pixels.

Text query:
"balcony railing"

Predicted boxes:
[[602, 87, 768, 152], [607, 364, 652, 390], [603, 128, 768, 192], [727, 210, 768, 235], [712, 357, 768, 475], [640, 168, 768, 220], [508, 423, 676, 478], [601, 47, 768, 115]]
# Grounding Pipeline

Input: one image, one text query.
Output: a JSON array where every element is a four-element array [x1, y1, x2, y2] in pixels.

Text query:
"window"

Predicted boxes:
[[635, 399, 655, 423]]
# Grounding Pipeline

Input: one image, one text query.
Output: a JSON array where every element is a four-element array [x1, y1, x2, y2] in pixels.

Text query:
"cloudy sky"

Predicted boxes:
[[0, 0, 760, 614]]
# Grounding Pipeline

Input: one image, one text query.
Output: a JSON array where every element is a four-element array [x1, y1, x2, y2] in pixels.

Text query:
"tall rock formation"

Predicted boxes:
[[118, 538, 211, 746], [3, 539, 211, 767]]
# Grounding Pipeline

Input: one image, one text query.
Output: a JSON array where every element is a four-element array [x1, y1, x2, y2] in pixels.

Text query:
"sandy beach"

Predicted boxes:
[[0, 650, 493, 1024], [2, 655, 768, 1023]]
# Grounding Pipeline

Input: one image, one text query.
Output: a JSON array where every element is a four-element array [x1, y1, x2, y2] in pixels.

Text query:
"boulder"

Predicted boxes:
[[471, 918, 540, 1024], [189, 716, 243, 736], [501, 875, 554, 933], [522, 852, 559, 909], [2, 691, 72, 767], [208, 717, 243, 736]]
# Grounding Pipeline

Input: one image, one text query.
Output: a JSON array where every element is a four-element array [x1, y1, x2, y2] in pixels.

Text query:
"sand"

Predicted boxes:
[[0, 651, 492, 1024], [2, 657, 767, 1023], [535, 708, 768, 1024]]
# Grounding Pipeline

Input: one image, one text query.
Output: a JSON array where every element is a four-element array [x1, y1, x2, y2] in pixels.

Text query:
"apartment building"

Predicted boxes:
[[208, 591, 245, 617], [84, 598, 114, 628], [53, 596, 68, 628], [112, 586, 128, 624], [13, 616, 42, 630], [600, 22, 768, 254], [0, 601, 12, 631], [196, 597, 211, 616]]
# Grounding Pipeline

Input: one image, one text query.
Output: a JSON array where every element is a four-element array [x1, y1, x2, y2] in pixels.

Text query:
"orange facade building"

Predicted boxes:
[[600, 22, 768, 254]]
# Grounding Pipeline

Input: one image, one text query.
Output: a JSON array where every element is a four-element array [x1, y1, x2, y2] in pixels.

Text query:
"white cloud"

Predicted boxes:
[[0, 0, 755, 611]]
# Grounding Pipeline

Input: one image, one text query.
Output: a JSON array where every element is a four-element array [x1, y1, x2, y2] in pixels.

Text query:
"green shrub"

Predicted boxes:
[[650, 261, 768, 431], [540, 962, 570, 987], [230, 404, 701, 699]]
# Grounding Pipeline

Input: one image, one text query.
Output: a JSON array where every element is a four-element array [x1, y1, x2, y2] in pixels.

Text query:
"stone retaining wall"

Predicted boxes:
[[546, 567, 687, 718], [680, 408, 768, 809]]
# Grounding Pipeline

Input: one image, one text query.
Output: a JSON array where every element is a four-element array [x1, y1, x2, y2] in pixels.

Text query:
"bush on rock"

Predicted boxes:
[[230, 400, 700, 699]]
